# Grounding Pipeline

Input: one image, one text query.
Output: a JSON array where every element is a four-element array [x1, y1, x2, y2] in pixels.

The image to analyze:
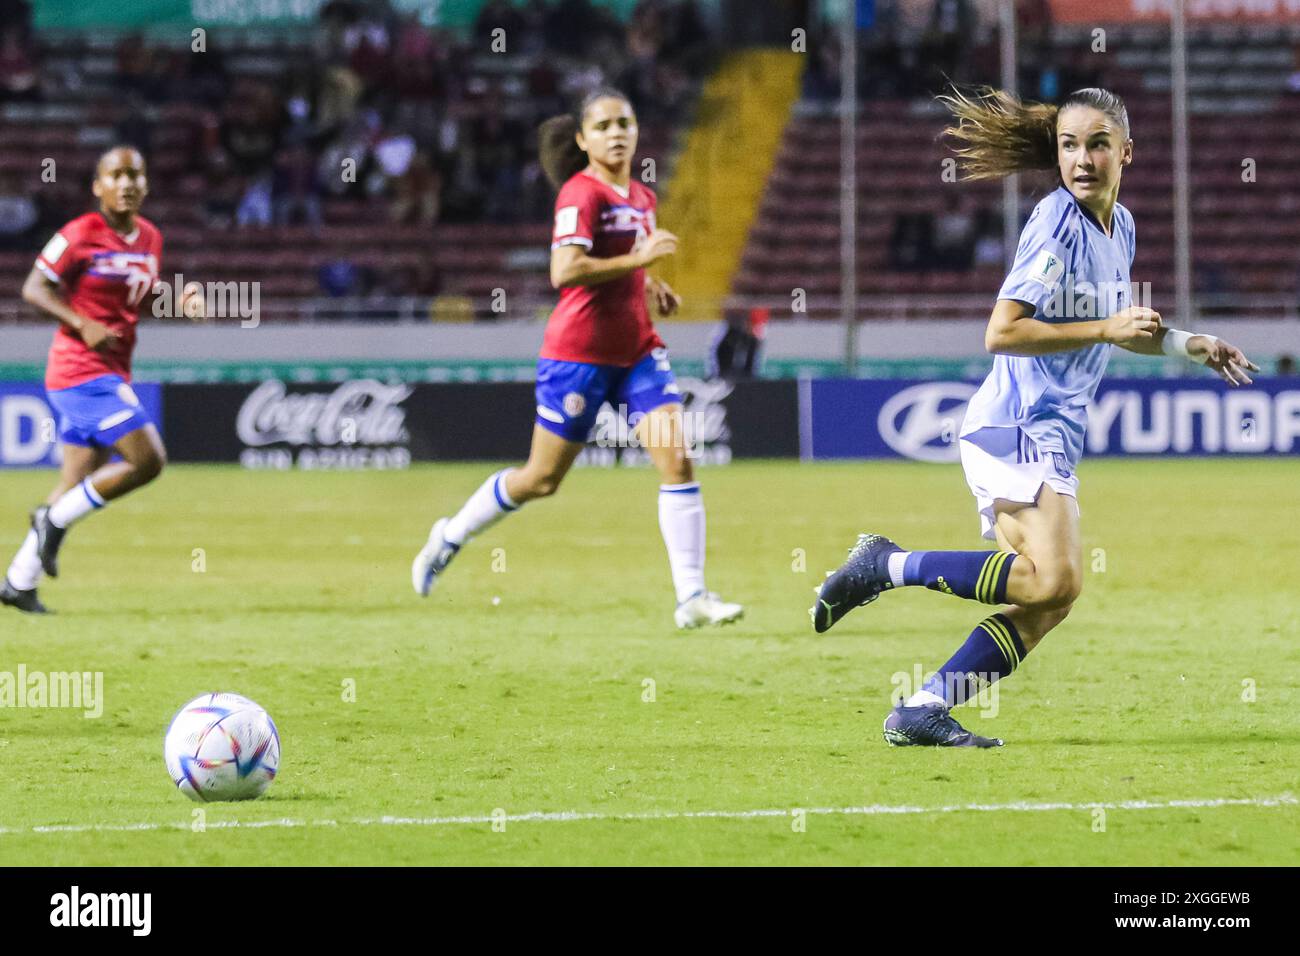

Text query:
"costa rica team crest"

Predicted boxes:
[[563, 392, 586, 418]]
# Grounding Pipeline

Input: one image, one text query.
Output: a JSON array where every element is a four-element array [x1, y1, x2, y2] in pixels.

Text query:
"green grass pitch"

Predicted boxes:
[[1, 458, 1297, 865]]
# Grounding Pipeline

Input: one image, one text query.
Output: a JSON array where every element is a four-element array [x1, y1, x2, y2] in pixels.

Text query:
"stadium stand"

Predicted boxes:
[[0, 0, 712, 323]]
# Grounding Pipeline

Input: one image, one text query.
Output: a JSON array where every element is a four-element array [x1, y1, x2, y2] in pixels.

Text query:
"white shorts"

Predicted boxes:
[[959, 428, 1079, 541]]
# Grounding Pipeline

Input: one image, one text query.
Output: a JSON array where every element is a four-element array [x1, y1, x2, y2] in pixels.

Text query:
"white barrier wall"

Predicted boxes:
[[5, 319, 1300, 364]]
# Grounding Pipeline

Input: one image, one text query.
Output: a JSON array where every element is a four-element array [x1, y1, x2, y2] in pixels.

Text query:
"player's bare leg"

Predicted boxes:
[[989, 491, 1082, 651], [504, 425, 584, 503], [31, 424, 166, 580], [413, 425, 584, 596], [3, 444, 110, 613], [882, 487, 1082, 747], [639, 403, 742, 629]]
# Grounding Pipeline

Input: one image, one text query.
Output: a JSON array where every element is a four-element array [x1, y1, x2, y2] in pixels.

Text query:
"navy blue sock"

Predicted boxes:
[[921, 613, 1028, 707], [902, 550, 1015, 604]]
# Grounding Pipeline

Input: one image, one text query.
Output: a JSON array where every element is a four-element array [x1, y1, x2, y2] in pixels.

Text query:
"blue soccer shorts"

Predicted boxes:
[[47, 374, 154, 448], [534, 348, 681, 442]]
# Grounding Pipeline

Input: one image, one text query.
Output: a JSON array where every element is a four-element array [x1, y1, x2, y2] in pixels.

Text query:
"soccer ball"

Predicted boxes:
[[163, 693, 280, 802]]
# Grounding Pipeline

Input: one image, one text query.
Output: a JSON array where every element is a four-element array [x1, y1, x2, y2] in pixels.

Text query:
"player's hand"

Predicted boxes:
[[647, 277, 682, 316], [637, 229, 678, 268], [1101, 306, 1161, 345], [181, 281, 206, 320], [1191, 334, 1259, 387], [80, 319, 120, 351]]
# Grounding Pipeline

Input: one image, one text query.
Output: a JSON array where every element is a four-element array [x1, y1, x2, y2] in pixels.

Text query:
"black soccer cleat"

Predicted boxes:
[[882, 702, 1003, 748], [810, 533, 903, 633], [31, 504, 66, 579], [1, 577, 50, 615]]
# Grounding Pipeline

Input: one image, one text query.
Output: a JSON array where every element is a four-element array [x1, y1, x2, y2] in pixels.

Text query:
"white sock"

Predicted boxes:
[[887, 550, 911, 588], [442, 469, 519, 546], [659, 482, 706, 604], [905, 689, 946, 708], [6, 529, 42, 591], [48, 479, 105, 529]]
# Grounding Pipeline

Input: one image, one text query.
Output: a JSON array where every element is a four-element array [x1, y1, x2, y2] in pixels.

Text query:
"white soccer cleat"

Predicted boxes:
[[674, 590, 744, 630], [412, 517, 460, 597]]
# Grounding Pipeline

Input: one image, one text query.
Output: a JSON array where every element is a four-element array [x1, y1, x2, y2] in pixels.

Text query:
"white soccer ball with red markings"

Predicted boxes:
[[163, 693, 280, 802]]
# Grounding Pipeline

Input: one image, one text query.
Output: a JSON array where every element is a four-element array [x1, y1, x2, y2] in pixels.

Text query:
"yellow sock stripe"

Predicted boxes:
[[974, 554, 996, 603], [981, 616, 1020, 671], [979, 551, 1011, 603], [977, 621, 1019, 671], [976, 621, 1011, 669], [992, 551, 1013, 602]]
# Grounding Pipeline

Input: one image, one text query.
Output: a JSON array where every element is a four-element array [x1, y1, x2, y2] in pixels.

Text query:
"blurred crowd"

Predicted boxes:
[[801, 0, 1084, 108], [1, 0, 714, 296]]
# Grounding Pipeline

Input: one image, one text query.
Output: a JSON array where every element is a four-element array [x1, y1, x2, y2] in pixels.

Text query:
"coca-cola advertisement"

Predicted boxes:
[[160, 379, 797, 466], [236, 380, 414, 469]]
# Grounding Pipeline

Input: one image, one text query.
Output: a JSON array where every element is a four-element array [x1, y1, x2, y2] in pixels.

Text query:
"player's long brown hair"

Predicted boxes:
[[937, 86, 1130, 181], [538, 87, 633, 191]]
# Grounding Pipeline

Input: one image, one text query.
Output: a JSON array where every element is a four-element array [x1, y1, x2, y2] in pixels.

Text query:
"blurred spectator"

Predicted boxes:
[[203, 156, 243, 230], [971, 208, 1004, 268], [1277, 355, 1296, 376], [318, 258, 375, 297], [236, 174, 274, 229], [274, 143, 324, 230], [933, 194, 976, 270], [0, 173, 39, 250], [921, 0, 977, 94], [389, 149, 442, 226], [891, 212, 934, 272], [317, 110, 378, 198], [0, 1, 33, 43], [0, 24, 38, 101], [221, 79, 284, 175]]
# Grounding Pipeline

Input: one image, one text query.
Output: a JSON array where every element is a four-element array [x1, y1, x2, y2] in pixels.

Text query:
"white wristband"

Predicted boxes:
[[1161, 329, 1212, 365]]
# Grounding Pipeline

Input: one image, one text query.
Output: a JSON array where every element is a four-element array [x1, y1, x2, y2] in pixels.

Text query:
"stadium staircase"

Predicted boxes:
[[653, 49, 803, 321]]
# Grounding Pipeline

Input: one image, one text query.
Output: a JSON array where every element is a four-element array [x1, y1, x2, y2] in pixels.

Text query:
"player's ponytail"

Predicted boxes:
[[937, 85, 1130, 182], [538, 114, 585, 192], [537, 87, 634, 192]]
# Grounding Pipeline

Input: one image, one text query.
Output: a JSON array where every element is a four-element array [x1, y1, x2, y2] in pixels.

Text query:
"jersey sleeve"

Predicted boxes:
[[997, 200, 1077, 313], [34, 224, 82, 284], [551, 178, 600, 251]]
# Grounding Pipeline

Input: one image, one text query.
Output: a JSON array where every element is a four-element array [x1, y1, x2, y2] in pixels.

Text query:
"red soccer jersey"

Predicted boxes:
[[35, 212, 162, 391], [540, 170, 664, 366]]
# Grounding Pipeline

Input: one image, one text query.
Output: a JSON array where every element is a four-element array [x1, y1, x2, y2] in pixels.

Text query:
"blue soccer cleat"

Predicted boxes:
[[810, 533, 902, 634], [411, 517, 461, 597], [882, 702, 1003, 748]]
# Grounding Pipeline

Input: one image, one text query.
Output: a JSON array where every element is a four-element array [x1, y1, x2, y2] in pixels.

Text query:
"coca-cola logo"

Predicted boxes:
[[236, 380, 412, 447]]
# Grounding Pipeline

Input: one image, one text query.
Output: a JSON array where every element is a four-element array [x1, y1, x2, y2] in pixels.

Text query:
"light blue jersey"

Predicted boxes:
[[961, 185, 1136, 468]]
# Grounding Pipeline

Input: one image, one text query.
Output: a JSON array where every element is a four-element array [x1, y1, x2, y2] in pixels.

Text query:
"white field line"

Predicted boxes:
[[0, 793, 1294, 837]]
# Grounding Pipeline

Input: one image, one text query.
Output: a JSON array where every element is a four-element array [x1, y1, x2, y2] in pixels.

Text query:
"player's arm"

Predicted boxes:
[[20, 266, 119, 351], [985, 299, 1159, 356], [550, 229, 678, 289], [1117, 322, 1259, 386]]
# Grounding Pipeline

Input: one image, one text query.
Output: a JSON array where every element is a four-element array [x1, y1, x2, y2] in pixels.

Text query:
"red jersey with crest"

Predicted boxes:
[[541, 170, 664, 366], [35, 212, 162, 391]]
